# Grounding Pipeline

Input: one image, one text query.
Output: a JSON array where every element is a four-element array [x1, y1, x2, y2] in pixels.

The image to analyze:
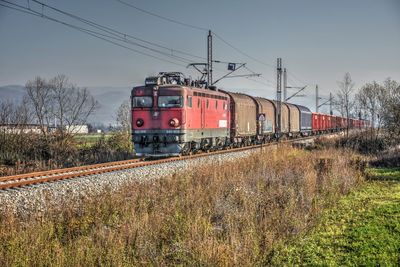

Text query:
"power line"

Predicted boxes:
[[246, 77, 274, 89], [113, 0, 209, 32], [28, 0, 205, 62], [0, 1, 188, 67], [212, 32, 275, 69], [111, 0, 277, 71], [287, 70, 312, 86], [111, 0, 317, 89]]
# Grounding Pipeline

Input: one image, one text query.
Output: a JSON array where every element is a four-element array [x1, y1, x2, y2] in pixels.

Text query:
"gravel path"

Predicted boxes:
[[0, 147, 264, 217]]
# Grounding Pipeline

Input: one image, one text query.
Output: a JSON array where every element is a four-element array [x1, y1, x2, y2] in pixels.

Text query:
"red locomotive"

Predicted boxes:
[[131, 72, 368, 157], [131, 72, 230, 156]]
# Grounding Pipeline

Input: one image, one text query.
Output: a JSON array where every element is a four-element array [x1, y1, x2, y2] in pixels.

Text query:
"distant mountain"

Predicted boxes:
[[0, 85, 25, 102], [87, 87, 131, 125], [0, 85, 131, 125]]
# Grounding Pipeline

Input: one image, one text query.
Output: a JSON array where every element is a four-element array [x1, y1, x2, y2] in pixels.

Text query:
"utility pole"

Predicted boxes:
[[276, 58, 282, 137], [207, 30, 212, 87], [329, 92, 333, 115], [316, 85, 319, 112], [283, 68, 287, 102]]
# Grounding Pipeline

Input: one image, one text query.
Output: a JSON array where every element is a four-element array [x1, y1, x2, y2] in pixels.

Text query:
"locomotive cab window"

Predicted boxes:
[[132, 96, 152, 108], [158, 96, 183, 108], [187, 96, 192, 108]]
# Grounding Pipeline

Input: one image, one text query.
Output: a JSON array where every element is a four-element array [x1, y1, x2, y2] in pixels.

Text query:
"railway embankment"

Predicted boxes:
[[0, 145, 366, 266]]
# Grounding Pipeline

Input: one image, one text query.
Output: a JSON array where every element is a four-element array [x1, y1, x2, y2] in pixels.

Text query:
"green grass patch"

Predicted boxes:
[[268, 167, 400, 266], [366, 167, 400, 181], [73, 134, 111, 148]]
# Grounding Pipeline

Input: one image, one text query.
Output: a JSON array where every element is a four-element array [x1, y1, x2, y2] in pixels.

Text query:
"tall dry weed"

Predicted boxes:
[[0, 146, 364, 266]]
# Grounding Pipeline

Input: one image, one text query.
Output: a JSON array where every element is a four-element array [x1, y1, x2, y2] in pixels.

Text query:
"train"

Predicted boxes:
[[131, 72, 369, 157]]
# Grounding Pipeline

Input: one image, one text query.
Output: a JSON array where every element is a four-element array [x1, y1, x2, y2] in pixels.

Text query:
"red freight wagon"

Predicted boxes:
[[326, 115, 332, 131], [312, 113, 322, 133], [321, 113, 327, 131], [331, 115, 337, 130]]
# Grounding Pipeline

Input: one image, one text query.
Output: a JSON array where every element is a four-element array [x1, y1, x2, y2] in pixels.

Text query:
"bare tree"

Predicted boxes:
[[116, 100, 131, 133], [62, 86, 98, 134], [355, 81, 386, 134], [0, 99, 13, 124], [25, 76, 52, 136], [48, 74, 98, 136], [336, 73, 355, 137], [382, 78, 400, 141], [25, 75, 99, 136]]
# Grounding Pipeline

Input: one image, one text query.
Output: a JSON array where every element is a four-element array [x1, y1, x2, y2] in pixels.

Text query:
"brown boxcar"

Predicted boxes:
[[271, 101, 290, 133], [254, 97, 275, 135], [286, 103, 300, 133], [224, 92, 257, 137]]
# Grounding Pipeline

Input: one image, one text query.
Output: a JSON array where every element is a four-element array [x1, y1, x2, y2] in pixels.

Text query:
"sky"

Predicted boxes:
[[0, 0, 399, 112]]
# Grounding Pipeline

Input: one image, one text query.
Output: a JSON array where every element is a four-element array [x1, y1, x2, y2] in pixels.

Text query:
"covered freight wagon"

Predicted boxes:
[[295, 104, 312, 135], [254, 97, 275, 136], [224, 91, 257, 141], [271, 101, 290, 134], [286, 103, 300, 134]]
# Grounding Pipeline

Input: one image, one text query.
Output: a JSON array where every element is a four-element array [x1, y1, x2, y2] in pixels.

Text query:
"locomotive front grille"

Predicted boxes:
[[133, 132, 183, 144]]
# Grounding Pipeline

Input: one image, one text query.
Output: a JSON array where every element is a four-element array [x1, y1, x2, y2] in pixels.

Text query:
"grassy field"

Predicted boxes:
[[73, 133, 112, 148], [269, 167, 400, 266]]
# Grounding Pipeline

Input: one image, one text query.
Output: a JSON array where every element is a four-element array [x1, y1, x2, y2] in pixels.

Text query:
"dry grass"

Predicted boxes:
[[0, 132, 133, 176], [0, 146, 364, 266]]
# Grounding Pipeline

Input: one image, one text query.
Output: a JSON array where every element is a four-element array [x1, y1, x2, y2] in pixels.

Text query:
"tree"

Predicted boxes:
[[116, 100, 131, 133], [381, 78, 400, 141], [48, 74, 98, 136], [354, 81, 386, 134], [25, 75, 98, 136], [25, 76, 52, 136], [336, 73, 355, 137]]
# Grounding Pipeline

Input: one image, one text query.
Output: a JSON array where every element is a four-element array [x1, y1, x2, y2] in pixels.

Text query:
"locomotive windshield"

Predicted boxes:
[[158, 96, 183, 108], [132, 96, 152, 108]]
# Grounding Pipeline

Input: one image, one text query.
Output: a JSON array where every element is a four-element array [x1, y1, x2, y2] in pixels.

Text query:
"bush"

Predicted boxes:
[[0, 132, 134, 176]]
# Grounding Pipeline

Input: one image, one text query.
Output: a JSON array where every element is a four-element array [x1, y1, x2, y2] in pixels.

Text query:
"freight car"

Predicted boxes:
[[131, 72, 367, 157]]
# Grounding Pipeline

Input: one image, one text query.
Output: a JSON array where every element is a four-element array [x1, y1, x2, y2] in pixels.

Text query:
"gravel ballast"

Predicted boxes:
[[0, 147, 266, 216]]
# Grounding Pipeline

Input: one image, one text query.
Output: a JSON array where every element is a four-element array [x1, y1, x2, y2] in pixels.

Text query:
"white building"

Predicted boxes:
[[65, 125, 89, 134]]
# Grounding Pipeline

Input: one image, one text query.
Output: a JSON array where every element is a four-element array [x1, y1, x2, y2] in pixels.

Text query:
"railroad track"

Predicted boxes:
[[0, 135, 328, 190]]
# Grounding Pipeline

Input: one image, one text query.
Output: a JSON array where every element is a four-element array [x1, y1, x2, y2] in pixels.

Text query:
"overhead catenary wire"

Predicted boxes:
[[5, 0, 316, 89], [110, 0, 277, 69], [212, 32, 276, 69], [28, 0, 205, 62], [110, 0, 314, 88], [0, 1, 189, 67], [113, 0, 209, 32], [287, 70, 313, 86]]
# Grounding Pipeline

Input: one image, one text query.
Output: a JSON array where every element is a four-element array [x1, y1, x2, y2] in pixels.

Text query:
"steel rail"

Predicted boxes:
[[0, 135, 327, 190]]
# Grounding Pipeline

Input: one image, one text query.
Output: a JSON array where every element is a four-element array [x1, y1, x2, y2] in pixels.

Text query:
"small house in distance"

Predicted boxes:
[[65, 125, 89, 134]]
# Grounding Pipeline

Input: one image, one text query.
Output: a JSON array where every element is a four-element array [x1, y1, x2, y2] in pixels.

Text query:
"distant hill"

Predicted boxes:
[[0, 85, 131, 125], [87, 87, 131, 125], [0, 85, 25, 102]]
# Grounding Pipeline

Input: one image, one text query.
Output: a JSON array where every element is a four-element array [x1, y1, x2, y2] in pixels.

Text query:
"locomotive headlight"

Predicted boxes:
[[169, 118, 180, 127], [136, 118, 144, 127]]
